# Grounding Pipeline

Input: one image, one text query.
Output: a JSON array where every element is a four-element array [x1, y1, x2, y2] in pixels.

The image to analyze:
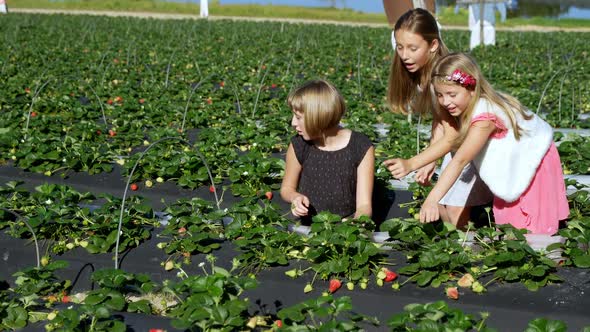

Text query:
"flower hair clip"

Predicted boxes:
[[447, 69, 476, 88]]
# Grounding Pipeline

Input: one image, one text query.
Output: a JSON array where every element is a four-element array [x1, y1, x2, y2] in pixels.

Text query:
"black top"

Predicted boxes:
[[291, 130, 373, 219]]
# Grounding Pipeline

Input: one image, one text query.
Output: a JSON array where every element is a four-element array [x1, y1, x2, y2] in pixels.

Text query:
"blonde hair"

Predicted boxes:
[[430, 53, 532, 148], [287, 79, 345, 139], [387, 8, 449, 116]]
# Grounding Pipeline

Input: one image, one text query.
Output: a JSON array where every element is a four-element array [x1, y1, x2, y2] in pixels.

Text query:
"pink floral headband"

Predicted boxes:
[[447, 69, 476, 88]]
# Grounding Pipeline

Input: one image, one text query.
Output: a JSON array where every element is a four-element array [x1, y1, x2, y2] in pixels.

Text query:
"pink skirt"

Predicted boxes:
[[493, 143, 569, 235]]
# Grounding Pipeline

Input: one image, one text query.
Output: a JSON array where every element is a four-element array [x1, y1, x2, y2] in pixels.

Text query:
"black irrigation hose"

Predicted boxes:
[[0, 208, 40, 268]]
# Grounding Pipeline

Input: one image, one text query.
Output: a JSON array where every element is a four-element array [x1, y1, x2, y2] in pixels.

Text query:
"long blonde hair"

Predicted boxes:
[[387, 8, 448, 116], [430, 53, 532, 148]]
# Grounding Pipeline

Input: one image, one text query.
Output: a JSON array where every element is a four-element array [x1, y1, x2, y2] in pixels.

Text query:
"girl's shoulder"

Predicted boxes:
[[350, 130, 373, 146], [472, 98, 500, 116]]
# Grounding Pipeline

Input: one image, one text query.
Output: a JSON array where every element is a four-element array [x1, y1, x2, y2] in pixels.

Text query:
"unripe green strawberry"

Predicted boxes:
[[164, 261, 174, 271], [47, 311, 57, 321], [41, 256, 50, 267], [346, 282, 354, 290], [285, 269, 298, 278], [471, 281, 485, 293]]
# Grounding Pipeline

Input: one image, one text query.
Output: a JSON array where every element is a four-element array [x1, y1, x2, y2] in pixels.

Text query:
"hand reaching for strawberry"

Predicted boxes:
[[382, 158, 412, 179], [419, 196, 440, 223], [414, 162, 436, 186], [290, 194, 310, 217]]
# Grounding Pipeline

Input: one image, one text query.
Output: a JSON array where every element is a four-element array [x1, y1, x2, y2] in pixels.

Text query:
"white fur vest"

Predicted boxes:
[[470, 98, 553, 202]]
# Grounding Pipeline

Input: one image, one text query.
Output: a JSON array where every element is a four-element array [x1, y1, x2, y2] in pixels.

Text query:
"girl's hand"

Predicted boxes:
[[291, 195, 310, 217], [419, 197, 440, 223], [383, 158, 412, 179], [415, 162, 436, 186]]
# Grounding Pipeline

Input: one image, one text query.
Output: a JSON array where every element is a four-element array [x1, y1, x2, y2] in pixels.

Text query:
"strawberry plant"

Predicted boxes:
[[44, 306, 126, 332], [398, 238, 473, 288], [157, 198, 226, 266], [276, 294, 379, 330], [224, 197, 306, 275], [12, 260, 71, 301], [227, 151, 284, 197], [165, 264, 258, 331], [557, 134, 590, 175], [554, 183, 590, 268], [0, 289, 32, 330], [387, 301, 493, 331], [299, 212, 389, 288], [85, 269, 158, 315], [82, 193, 160, 254], [474, 224, 562, 291]]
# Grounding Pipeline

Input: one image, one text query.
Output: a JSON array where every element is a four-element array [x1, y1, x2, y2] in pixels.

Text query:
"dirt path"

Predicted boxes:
[[9, 7, 590, 33]]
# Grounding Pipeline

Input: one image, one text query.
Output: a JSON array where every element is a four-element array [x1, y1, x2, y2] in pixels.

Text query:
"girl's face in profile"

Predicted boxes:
[[394, 29, 439, 73], [434, 82, 475, 117], [291, 111, 311, 140]]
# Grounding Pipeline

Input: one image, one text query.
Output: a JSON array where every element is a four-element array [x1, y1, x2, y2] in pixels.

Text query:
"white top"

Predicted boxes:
[[471, 98, 553, 202]]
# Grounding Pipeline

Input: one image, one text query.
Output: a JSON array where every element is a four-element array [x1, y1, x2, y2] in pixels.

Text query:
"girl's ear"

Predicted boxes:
[[429, 39, 440, 53]]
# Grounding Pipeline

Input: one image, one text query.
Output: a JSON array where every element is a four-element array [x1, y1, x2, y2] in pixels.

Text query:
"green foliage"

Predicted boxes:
[[304, 212, 386, 284], [158, 197, 225, 265], [277, 294, 379, 330], [225, 197, 306, 275], [387, 301, 495, 331], [13, 260, 71, 298], [166, 267, 258, 331]]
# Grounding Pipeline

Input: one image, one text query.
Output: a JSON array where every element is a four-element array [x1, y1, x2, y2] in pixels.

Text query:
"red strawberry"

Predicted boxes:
[[178, 227, 187, 235], [209, 185, 215, 193], [61, 295, 70, 303], [206, 97, 212, 105], [271, 83, 277, 89], [139, 98, 145, 104], [25, 87, 31, 94], [384, 269, 398, 282], [107, 99, 113, 105], [114, 96, 123, 103], [149, 329, 165, 332], [328, 279, 342, 293], [96, 129, 102, 135], [275, 320, 283, 328], [108, 129, 116, 137], [30, 111, 37, 117], [130, 183, 138, 191], [446, 287, 459, 300], [219, 81, 225, 87], [265, 191, 273, 200]]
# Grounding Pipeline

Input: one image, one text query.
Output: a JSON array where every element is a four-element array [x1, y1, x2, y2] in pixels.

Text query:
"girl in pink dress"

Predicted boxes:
[[419, 53, 569, 235]]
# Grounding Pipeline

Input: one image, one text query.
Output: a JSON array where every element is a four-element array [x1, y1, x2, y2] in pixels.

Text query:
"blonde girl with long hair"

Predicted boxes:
[[280, 79, 375, 223], [383, 8, 492, 228], [420, 53, 569, 235]]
